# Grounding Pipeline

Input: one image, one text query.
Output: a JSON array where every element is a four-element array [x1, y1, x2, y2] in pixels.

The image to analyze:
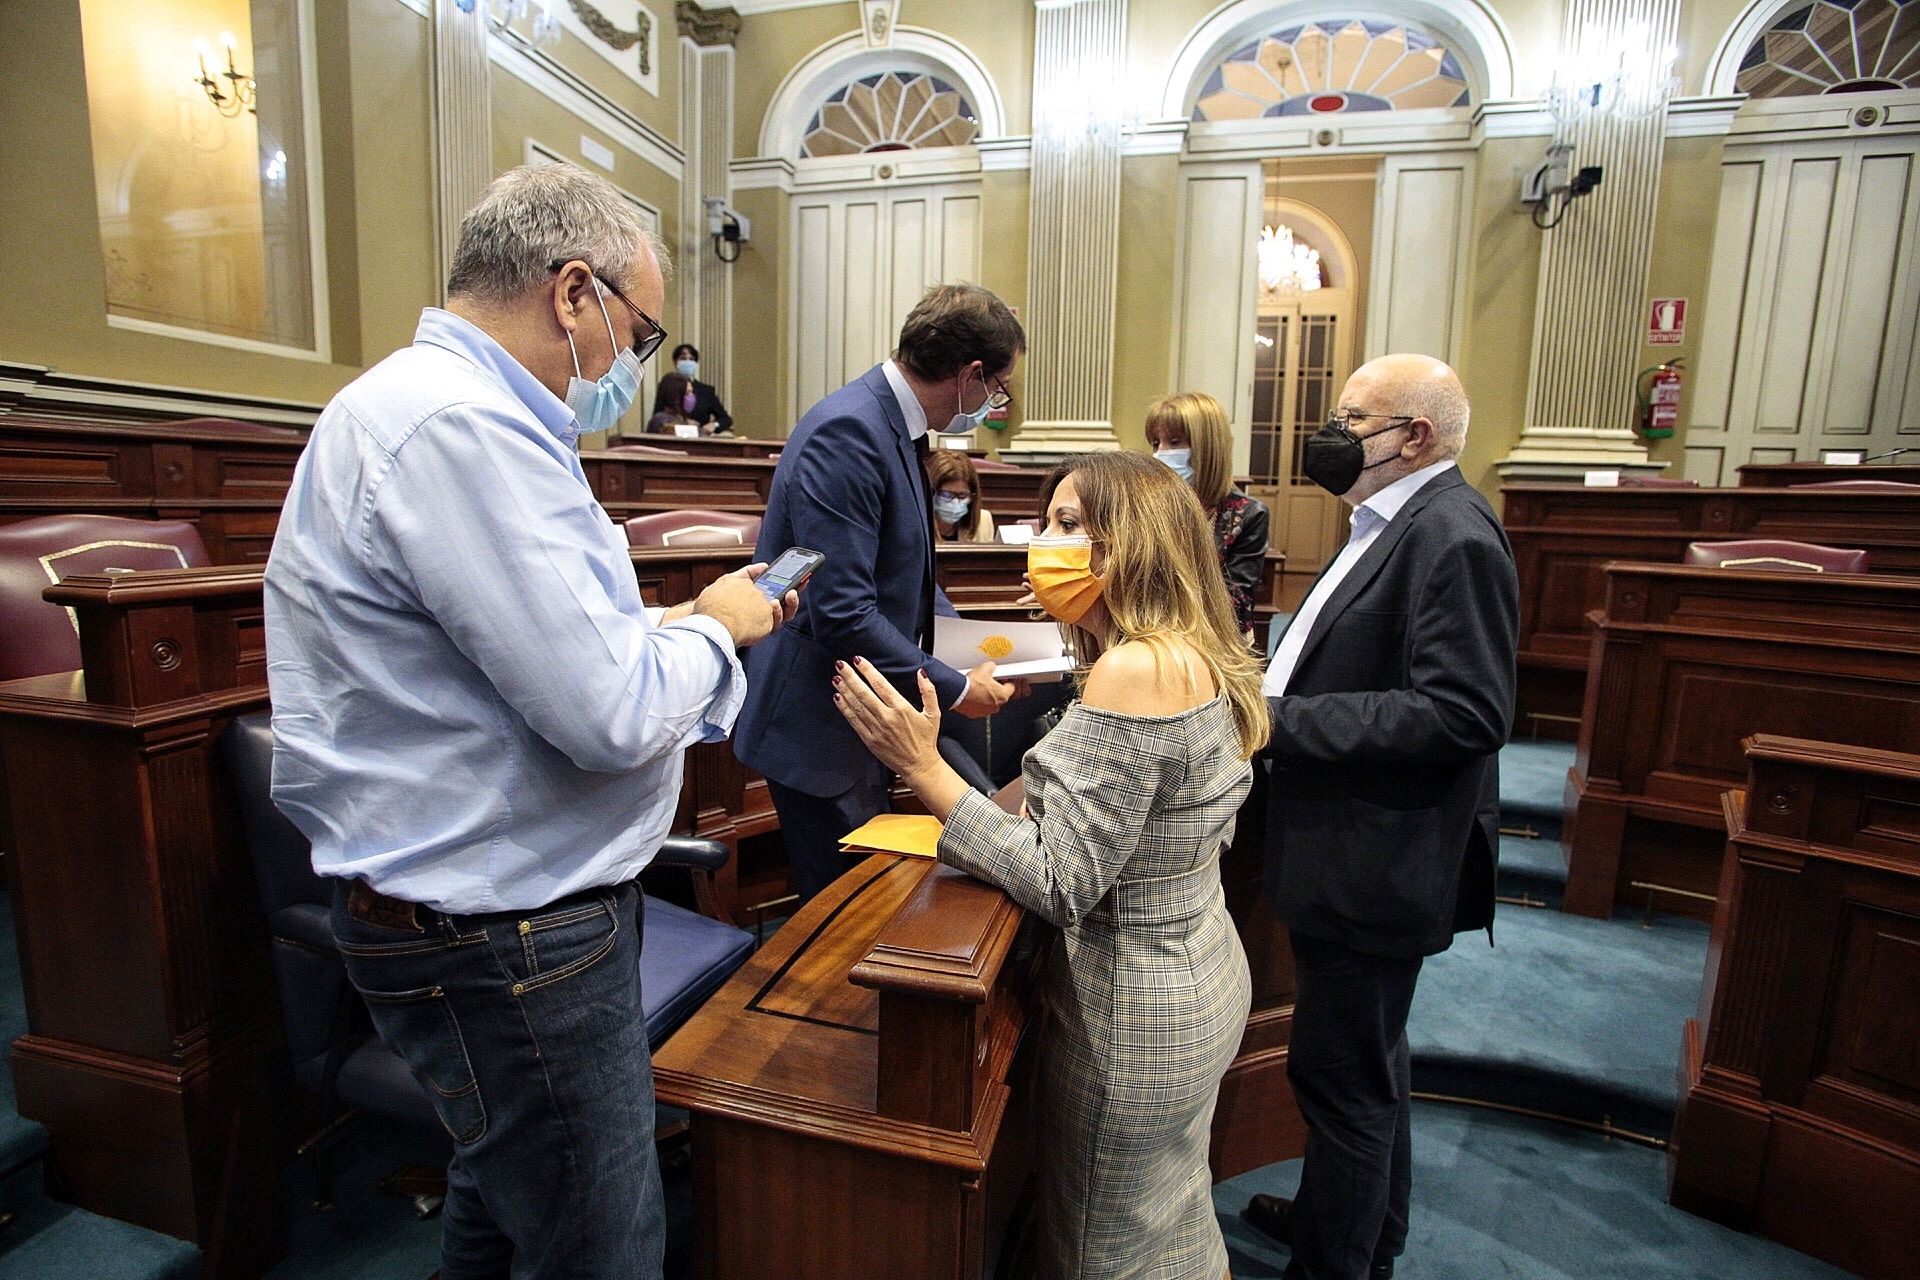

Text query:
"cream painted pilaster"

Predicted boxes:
[[433, 0, 493, 294], [677, 4, 740, 402], [1004, 0, 1125, 458], [1498, 0, 1679, 482]]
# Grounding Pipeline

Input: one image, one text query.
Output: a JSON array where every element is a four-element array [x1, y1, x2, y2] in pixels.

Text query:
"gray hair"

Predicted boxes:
[[446, 163, 671, 303], [1405, 372, 1470, 460]]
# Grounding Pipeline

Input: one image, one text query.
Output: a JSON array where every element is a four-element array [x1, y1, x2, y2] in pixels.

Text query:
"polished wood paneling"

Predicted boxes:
[[1561, 562, 1920, 918], [1669, 735, 1920, 1280], [649, 854, 1041, 1280], [1502, 483, 1920, 738], [0, 416, 305, 564], [1737, 463, 1920, 487], [0, 572, 281, 1277]]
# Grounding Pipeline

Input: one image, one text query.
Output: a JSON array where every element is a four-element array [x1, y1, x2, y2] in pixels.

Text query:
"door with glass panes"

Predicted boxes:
[[1249, 294, 1354, 583]]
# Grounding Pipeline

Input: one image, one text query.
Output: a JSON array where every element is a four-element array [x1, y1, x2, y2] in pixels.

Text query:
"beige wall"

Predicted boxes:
[[0, 0, 1850, 510]]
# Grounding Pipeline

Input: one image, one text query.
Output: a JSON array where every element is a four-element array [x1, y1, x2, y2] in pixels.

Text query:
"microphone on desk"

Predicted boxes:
[[1860, 447, 1918, 463]]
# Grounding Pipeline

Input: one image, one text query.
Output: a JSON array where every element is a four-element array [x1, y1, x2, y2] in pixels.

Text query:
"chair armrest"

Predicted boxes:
[[655, 835, 731, 873]]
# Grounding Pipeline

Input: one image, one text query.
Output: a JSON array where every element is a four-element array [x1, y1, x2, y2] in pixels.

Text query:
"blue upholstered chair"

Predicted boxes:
[[219, 713, 754, 1201]]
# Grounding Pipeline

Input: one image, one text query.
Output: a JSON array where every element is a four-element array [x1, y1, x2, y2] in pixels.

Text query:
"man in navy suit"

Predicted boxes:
[[1244, 354, 1518, 1280], [734, 284, 1026, 901]]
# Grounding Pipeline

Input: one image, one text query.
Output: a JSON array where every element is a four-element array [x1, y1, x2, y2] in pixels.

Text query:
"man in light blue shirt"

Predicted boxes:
[[266, 163, 792, 1280]]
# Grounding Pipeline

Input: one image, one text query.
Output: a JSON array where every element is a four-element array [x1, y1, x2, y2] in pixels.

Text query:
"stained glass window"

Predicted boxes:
[[800, 72, 978, 158], [1193, 20, 1472, 121], [1736, 0, 1919, 98]]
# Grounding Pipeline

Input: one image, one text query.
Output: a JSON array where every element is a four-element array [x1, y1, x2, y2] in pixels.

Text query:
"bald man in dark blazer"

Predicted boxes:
[[1245, 354, 1519, 1280]]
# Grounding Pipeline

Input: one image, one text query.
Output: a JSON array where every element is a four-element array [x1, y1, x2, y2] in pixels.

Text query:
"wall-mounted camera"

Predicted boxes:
[[1520, 142, 1603, 230], [703, 196, 751, 263]]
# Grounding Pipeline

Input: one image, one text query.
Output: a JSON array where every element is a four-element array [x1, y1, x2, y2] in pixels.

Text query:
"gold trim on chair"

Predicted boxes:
[[39, 539, 192, 633], [1716, 556, 1824, 573], [658, 526, 746, 546]]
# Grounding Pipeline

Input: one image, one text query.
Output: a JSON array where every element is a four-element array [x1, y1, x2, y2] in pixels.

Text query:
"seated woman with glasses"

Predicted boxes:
[[925, 448, 996, 541], [832, 450, 1265, 1279], [1144, 392, 1270, 642]]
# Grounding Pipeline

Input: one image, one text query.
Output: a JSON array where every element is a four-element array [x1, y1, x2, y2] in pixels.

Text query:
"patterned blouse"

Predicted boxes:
[[1212, 488, 1271, 637]]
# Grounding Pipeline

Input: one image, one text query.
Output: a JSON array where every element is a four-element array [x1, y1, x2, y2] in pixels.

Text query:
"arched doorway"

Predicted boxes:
[[762, 33, 1002, 423], [1248, 192, 1360, 587]]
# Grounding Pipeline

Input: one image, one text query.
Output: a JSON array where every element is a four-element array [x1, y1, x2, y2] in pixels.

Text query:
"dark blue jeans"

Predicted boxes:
[[331, 879, 663, 1280]]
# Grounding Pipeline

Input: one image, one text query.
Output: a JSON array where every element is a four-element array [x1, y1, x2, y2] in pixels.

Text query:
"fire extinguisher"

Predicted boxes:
[[1636, 358, 1684, 439]]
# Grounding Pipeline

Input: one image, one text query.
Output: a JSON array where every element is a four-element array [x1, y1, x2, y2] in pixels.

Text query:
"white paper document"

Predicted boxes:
[[934, 617, 1073, 681]]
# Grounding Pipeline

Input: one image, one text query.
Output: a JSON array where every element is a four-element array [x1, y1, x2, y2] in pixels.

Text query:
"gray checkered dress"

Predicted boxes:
[[941, 696, 1253, 1279]]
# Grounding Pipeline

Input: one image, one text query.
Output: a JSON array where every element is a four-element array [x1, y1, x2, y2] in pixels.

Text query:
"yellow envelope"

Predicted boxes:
[[839, 812, 943, 859]]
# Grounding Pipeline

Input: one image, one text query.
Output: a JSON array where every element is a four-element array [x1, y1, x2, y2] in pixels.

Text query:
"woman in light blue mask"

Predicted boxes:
[[647, 342, 735, 435], [925, 447, 994, 541], [1144, 391, 1270, 642]]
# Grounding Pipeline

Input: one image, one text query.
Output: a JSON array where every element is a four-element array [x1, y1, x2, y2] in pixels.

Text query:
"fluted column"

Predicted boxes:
[[1499, 0, 1678, 480], [1002, 0, 1125, 457], [433, 0, 493, 297], [677, 4, 740, 402]]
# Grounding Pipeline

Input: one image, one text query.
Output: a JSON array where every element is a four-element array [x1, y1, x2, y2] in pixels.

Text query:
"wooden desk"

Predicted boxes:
[[654, 855, 1040, 1279], [1736, 462, 1920, 487], [974, 467, 1049, 521], [0, 567, 281, 1277], [625, 433, 783, 459], [1502, 483, 1920, 738], [0, 414, 306, 563], [1669, 735, 1920, 1280], [1560, 563, 1920, 919]]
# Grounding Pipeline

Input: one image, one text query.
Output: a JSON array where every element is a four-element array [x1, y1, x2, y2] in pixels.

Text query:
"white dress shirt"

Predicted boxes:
[[1263, 460, 1458, 697], [881, 359, 930, 441]]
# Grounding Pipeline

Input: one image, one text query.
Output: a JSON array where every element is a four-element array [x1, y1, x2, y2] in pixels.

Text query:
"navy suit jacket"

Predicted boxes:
[[1262, 470, 1519, 958], [733, 366, 967, 797]]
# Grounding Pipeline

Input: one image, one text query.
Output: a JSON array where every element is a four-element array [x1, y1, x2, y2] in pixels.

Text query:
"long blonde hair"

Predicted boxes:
[[1144, 391, 1234, 511], [1043, 452, 1269, 759]]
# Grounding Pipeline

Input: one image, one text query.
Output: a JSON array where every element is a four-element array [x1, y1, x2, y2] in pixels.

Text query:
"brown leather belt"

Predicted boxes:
[[345, 880, 427, 933]]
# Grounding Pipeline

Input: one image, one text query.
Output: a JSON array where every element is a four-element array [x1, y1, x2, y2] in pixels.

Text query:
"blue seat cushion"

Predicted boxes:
[[642, 897, 753, 1047]]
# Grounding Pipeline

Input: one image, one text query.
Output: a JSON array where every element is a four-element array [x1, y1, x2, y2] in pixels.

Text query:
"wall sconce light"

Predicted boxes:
[[1521, 142, 1603, 229], [193, 32, 256, 117], [490, 0, 563, 49]]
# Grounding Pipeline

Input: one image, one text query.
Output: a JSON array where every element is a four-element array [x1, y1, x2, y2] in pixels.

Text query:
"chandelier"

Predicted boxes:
[[489, 0, 564, 48], [1543, 20, 1678, 128], [192, 33, 256, 118], [1258, 224, 1322, 297]]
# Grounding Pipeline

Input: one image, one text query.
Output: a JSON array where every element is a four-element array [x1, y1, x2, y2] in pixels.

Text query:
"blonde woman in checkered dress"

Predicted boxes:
[[836, 450, 1268, 1279]]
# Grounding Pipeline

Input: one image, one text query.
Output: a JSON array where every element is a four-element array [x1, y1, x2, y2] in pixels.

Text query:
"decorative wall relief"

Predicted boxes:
[[557, 0, 659, 95]]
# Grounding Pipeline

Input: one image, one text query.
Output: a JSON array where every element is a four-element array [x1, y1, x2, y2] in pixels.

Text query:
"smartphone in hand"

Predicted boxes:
[[755, 547, 824, 600]]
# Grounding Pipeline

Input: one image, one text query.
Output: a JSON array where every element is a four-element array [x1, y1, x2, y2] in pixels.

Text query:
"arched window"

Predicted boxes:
[[1191, 19, 1472, 121], [1735, 1, 1919, 98], [799, 72, 979, 158]]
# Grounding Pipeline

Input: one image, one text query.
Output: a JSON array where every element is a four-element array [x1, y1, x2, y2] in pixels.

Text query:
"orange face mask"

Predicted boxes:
[[1027, 534, 1103, 624]]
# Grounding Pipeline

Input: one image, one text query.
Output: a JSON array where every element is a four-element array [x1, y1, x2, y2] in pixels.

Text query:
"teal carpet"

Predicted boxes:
[[1215, 1101, 1854, 1279], [1410, 906, 1708, 1137]]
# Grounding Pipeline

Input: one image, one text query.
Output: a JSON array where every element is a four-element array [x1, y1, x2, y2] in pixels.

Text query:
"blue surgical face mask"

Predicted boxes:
[[945, 369, 995, 435], [1155, 447, 1194, 483], [564, 279, 645, 433], [932, 493, 971, 526], [675, 359, 698, 380]]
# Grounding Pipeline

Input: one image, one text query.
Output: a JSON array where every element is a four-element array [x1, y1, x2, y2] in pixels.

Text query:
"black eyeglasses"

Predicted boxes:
[[984, 376, 1013, 412], [549, 259, 668, 364], [1329, 410, 1414, 433]]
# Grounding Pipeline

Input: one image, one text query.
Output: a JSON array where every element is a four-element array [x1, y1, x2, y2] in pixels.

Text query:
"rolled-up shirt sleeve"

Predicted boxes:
[[369, 402, 745, 773]]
